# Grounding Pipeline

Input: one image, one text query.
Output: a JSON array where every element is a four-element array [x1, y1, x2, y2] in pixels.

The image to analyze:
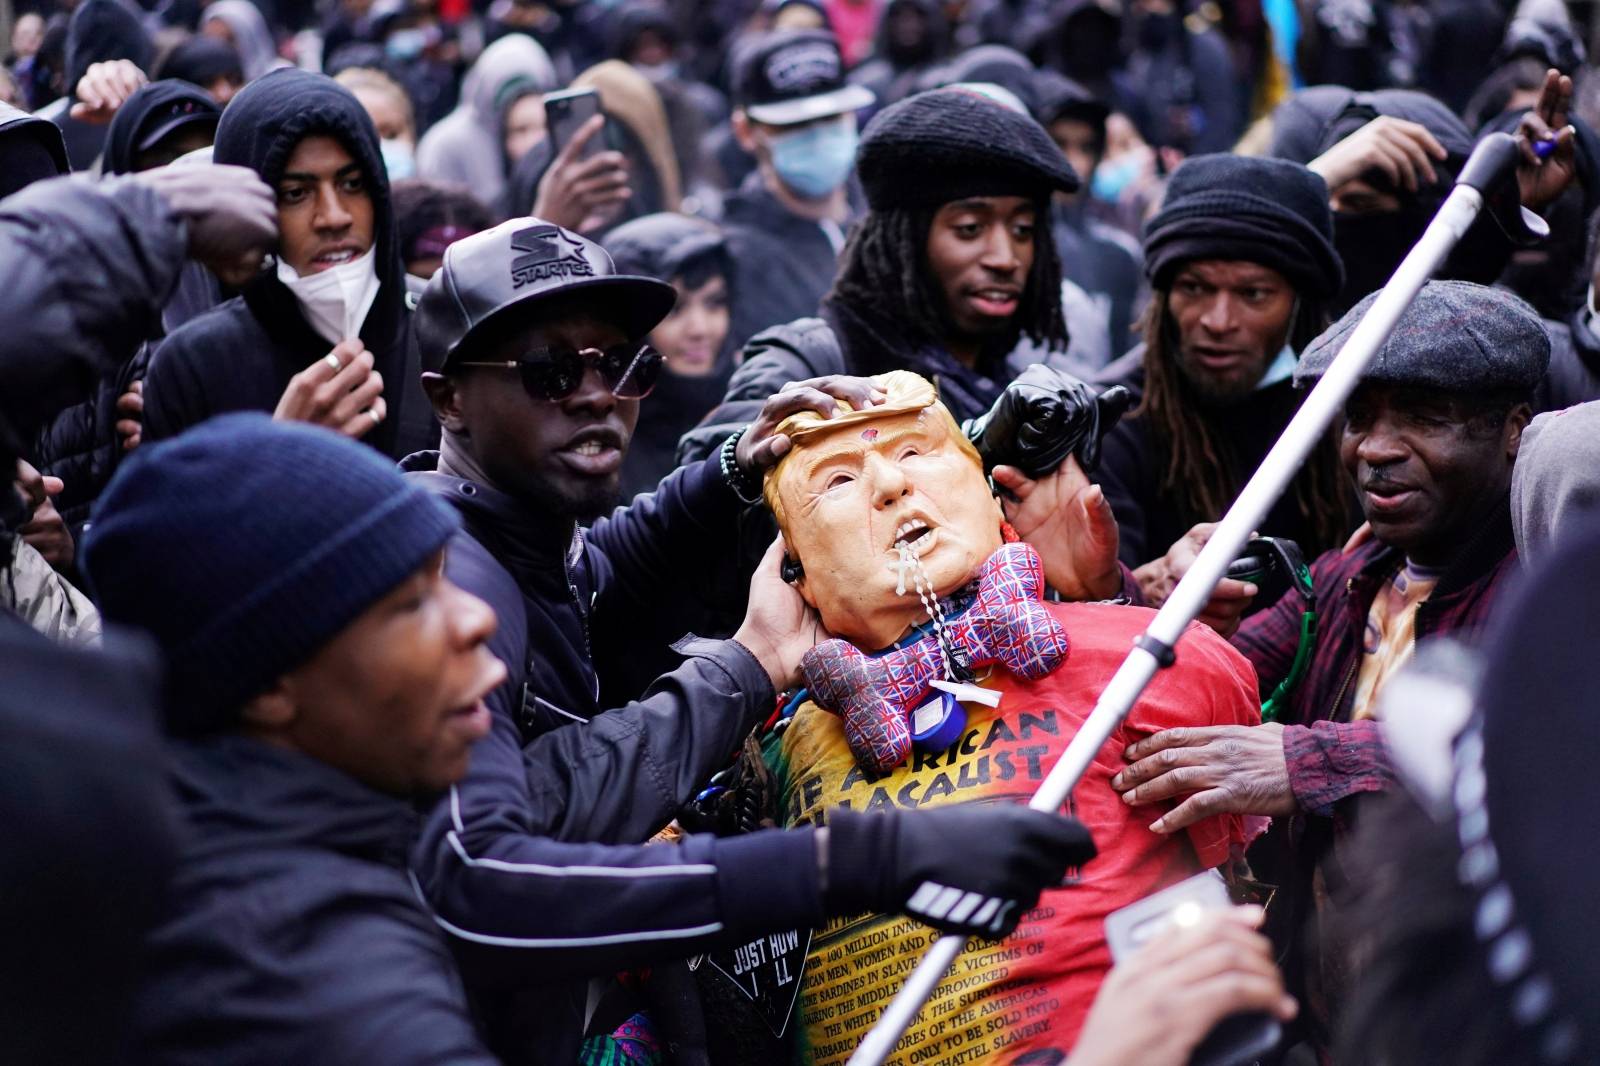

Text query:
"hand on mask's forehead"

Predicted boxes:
[[772, 401, 1003, 651]]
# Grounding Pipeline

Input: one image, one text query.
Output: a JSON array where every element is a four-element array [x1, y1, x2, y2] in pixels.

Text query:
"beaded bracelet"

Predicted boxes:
[[719, 427, 764, 505]]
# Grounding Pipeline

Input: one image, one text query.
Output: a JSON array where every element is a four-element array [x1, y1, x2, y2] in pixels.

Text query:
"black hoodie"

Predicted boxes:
[[1269, 87, 1513, 312], [0, 101, 69, 199], [143, 69, 438, 459], [46, 0, 153, 170]]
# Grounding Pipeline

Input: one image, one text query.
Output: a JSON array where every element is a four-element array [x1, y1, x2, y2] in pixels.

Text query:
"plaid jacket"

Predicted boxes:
[[1235, 504, 1519, 1050], [1233, 503, 1520, 814]]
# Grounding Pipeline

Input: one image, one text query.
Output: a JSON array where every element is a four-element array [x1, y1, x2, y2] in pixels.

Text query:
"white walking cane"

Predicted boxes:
[[844, 131, 1545, 1066]]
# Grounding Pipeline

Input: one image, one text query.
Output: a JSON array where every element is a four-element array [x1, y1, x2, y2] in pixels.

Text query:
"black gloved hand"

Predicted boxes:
[[963, 364, 1133, 479], [824, 803, 1096, 939]]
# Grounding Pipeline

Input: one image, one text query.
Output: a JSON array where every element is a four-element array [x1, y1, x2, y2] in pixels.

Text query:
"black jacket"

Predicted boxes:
[[1093, 346, 1349, 567], [0, 174, 185, 458], [133, 735, 496, 1066], [1538, 315, 1600, 413], [49, 0, 153, 170], [28, 83, 224, 542], [0, 621, 176, 1066], [142, 69, 437, 460], [404, 453, 824, 1063], [720, 171, 849, 350]]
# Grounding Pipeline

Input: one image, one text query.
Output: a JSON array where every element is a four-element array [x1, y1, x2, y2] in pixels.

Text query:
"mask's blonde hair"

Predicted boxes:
[[762, 370, 983, 540]]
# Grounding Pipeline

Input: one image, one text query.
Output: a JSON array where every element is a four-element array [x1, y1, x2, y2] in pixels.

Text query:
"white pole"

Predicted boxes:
[[845, 182, 1487, 1066]]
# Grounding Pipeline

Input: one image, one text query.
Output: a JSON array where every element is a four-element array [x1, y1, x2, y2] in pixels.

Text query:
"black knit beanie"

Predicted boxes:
[[856, 86, 1079, 212], [1142, 153, 1345, 299], [81, 414, 460, 734]]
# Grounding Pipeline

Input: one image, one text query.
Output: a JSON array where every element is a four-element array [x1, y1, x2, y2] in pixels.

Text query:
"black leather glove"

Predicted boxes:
[[823, 803, 1096, 939], [963, 364, 1133, 479]]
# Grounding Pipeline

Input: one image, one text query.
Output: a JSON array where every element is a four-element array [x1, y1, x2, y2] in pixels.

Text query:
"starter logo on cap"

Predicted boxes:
[[509, 224, 595, 289], [764, 42, 839, 93]]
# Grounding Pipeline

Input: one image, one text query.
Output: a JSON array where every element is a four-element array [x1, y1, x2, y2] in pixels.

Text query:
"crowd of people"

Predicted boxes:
[[4, 0, 1600, 1062]]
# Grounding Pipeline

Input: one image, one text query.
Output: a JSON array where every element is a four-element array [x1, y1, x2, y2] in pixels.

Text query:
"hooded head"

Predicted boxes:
[[214, 69, 407, 346], [874, 0, 950, 70], [200, 0, 279, 82], [65, 0, 153, 99], [463, 33, 558, 125], [155, 35, 246, 106], [0, 101, 69, 198], [1285, 89, 1476, 310], [103, 80, 220, 174]]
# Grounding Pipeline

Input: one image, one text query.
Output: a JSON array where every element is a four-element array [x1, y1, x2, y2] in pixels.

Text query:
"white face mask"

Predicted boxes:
[[275, 247, 382, 347]]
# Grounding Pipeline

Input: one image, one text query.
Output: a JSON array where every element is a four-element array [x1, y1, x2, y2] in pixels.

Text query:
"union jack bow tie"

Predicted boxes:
[[800, 542, 1070, 774]]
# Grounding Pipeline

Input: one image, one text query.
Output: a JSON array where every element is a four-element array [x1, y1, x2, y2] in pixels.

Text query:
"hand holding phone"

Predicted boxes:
[[544, 87, 605, 161], [1072, 873, 1293, 1066], [530, 108, 631, 232]]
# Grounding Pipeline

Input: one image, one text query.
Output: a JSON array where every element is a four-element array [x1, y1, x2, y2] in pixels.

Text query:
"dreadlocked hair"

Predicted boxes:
[[1134, 290, 1356, 556], [826, 201, 1070, 359]]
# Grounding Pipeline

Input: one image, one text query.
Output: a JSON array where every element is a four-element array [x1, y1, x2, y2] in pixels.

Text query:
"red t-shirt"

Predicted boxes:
[[766, 601, 1261, 1065]]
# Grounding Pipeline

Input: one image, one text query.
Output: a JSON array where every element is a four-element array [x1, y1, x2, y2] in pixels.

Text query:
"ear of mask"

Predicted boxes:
[[276, 247, 382, 347]]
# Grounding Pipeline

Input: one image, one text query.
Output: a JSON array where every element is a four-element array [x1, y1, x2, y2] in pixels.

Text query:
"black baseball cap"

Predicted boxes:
[[734, 30, 873, 126], [136, 95, 220, 152], [415, 217, 677, 373]]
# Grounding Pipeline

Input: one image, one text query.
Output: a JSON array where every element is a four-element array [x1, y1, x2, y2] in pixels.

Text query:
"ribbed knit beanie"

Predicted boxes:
[[81, 414, 460, 734], [856, 86, 1079, 212], [1142, 153, 1345, 299]]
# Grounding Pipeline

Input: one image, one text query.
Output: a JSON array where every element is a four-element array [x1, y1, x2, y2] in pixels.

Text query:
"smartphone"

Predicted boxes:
[[544, 87, 604, 162], [1105, 872, 1282, 1066]]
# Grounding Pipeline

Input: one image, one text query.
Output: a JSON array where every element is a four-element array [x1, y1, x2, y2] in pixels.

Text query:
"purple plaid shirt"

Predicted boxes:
[[1233, 506, 1519, 814]]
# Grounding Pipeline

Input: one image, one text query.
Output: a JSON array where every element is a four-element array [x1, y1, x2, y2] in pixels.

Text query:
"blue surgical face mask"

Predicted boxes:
[[380, 138, 415, 180], [1091, 153, 1141, 202], [768, 116, 858, 200]]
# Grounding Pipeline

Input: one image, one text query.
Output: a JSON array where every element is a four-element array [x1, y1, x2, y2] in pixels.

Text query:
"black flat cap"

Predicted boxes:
[[1294, 279, 1550, 393], [856, 86, 1078, 212]]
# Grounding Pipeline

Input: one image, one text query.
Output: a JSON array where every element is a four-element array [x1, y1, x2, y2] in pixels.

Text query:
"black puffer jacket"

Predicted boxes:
[[30, 83, 225, 543], [143, 69, 437, 460]]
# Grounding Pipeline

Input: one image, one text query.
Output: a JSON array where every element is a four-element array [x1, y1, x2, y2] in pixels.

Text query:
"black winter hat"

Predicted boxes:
[[81, 414, 460, 733], [1294, 279, 1550, 393], [1143, 153, 1344, 299], [856, 86, 1078, 212], [416, 216, 677, 373]]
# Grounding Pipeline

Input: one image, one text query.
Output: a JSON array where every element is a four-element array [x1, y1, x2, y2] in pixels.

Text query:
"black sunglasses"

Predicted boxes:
[[458, 343, 663, 401]]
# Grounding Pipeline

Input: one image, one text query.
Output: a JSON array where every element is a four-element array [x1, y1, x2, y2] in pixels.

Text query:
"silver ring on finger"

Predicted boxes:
[[325, 353, 342, 372], [367, 408, 382, 429]]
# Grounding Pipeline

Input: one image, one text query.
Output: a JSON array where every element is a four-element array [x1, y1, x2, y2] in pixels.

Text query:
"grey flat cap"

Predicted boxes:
[[1294, 279, 1550, 393]]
